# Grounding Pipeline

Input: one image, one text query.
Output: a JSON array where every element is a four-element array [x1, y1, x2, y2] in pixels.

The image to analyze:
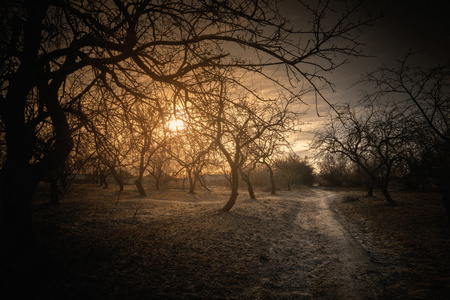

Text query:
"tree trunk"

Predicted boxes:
[[380, 186, 396, 205], [240, 169, 256, 200], [0, 164, 39, 276], [367, 184, 374, 197], [197, 174, 211, 191], [116, 176, 124, 192], [109, 167, 124, 192], [443, 187, 450, 218], [155, 177, 160, 191], [48, 174, 60, 205], [60, 173, 68, 190], [268, 166, 276, 195], [188, 170, 196, 193], [135, 179, 147, 197], [1, 1, 72, 284], [98, 167, 108, 188], [246, 178, 256, 200], [221, 166, 239, 212], [365, 176, 374, 197]]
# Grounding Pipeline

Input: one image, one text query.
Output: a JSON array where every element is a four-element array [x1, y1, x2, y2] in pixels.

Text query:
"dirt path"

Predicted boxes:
[[294, 189, 385, 299], [27, 185, 399, 299]]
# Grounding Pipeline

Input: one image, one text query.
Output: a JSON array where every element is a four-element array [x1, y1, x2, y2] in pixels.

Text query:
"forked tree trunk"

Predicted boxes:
[[221, 166, 239, 212]]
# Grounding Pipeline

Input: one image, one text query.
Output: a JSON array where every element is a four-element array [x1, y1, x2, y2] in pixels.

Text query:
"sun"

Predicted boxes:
[[167, 118, 186, 131]]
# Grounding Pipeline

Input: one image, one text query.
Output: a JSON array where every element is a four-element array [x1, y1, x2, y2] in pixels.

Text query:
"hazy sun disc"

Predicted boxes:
[[167, 119, 185, 131]]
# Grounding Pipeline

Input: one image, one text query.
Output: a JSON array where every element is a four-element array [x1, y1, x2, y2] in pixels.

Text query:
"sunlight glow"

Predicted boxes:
[[167, 118, 186, 131]]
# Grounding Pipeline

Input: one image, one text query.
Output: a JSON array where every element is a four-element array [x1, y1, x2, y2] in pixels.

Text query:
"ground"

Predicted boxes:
[[2, 184, 450, 299]]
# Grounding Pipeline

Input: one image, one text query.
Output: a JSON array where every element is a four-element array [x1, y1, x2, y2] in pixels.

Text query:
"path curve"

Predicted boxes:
[[295, 189, 385, 299]]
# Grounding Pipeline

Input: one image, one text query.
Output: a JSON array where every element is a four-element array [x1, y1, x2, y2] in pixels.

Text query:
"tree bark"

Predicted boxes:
[[364, 175, 374, 197], [48, 174, 61, 205], [380, 186, 396, 205], [221, 166, 239, 212], [197, 174, 210, 191], [245, 178, 256, 200], [443, 187, 450, 218], [109, 167, 124, 192], [0, 164, 40, 275], [240, 169, 256, 200], [269, 168, 276, 195], [155, 177, 160, 191], [367, 183, 374, 197], [188, 170, 196, 193], [98, 167, 108, 188], [135, 179, 147, 197]]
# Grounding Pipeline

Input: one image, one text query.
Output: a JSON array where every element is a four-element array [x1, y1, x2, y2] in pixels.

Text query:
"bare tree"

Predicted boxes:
[[204, 79, 295, 211], [0, 0, 375, 267], [361, 54, 450, 212], [253, 130, 291, 194], [318, 153, 352, 187], [167, 91, 215, 193], [239, 151, 259, 200], [128, 101, 167, 197], [148, 148, 172, 191], [313, 102, 416, 204]]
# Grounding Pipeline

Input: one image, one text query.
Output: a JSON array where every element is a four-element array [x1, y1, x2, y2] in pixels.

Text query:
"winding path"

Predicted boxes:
[[295, 189, 385, 299]]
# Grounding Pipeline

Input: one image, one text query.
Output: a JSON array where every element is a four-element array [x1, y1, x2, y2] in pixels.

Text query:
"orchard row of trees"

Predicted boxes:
[[313, 54, 449, 209], [55, 78, 314, 200], [0, 0, 375, 267]]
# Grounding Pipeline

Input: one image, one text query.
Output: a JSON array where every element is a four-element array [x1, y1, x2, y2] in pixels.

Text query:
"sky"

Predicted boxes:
[[286, 0, 450, 158]]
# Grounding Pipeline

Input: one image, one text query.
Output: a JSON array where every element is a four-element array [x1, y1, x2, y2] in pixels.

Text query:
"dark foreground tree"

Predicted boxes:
[[0, 0, 374, 270], [362, 54, 450, 214]]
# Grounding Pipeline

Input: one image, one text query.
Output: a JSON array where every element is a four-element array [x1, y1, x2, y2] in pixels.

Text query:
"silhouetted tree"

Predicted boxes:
[[0, 0, 375, 269], [168, 90, 215, 193], [362, 54, 450, 213], [129, 102, 167, 197], [313, 102, 416, 204], [207, 79, 295, 211]]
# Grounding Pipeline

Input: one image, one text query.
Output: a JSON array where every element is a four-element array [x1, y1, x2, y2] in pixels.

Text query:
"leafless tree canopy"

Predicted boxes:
[[0, 0, 375, 267], [314, 53, 450, 205]]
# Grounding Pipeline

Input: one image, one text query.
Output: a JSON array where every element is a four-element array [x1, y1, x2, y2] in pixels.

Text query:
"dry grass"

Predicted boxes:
[[331, 190, 450, 299], [3, 184, 450, 299], [24, 184, 320, 299]]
